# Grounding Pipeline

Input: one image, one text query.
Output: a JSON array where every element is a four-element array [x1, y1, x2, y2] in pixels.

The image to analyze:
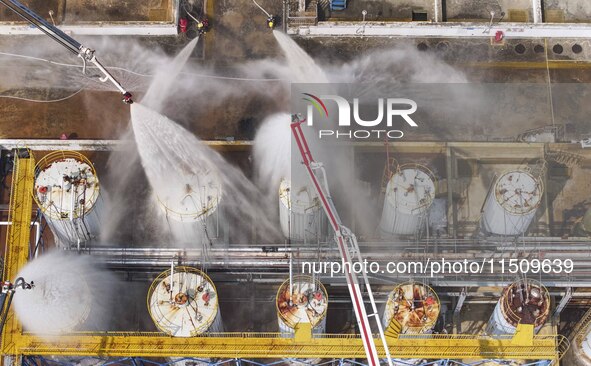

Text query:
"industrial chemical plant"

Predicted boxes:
[[0, 0, 591, 365]]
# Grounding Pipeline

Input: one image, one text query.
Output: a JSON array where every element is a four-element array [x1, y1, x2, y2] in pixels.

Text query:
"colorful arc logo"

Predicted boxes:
[[302, 93, 328, 117]]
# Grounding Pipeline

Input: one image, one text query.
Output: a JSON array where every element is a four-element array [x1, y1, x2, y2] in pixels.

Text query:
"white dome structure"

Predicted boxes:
[[148, 266, 222, 337], [279, 178, 326, 242], [379, 165, 436, 236], [481, 170, 543, 236], [34, 151, 104, 248]]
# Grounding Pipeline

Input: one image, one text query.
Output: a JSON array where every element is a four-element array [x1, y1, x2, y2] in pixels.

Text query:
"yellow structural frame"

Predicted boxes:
[[0, 152, 568, 362], [1, 151, 35, 357]]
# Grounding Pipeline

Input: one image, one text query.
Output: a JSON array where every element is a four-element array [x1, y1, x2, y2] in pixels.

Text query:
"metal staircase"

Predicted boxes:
[[545, 148, 584, 168], [318, 0, 330, 12], [380, 157, 398, 196]]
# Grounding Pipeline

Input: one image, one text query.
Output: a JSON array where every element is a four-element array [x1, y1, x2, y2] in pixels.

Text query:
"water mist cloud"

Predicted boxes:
[[12, 251, 116, 335]]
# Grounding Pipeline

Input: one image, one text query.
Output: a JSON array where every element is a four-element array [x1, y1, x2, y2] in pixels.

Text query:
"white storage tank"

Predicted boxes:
[[276, 275, 328, 335], [560, 308, 591, 366], [382, 281, 440, 334], [157, 167, 223, 245], [33, 151, 104, 248], [147, 266, 222, 337], [279, 178, 326, 242], [481, 170, 543, 236], [382, 282, 439, 366], [379, 164, 436, 237], [486, 279, 550, 335], [568, 324, 591, 365], [576, 207, 591, 236]]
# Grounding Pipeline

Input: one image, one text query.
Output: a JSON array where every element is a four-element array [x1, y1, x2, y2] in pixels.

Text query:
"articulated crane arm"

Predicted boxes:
[[290, 114, 393, 366], [0, 0, 133, 104]]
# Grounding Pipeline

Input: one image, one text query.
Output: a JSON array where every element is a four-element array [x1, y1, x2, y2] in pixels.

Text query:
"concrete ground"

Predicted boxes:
[[0, 0, 61, 23], [317, 0, 591, 22], [445, 0, 533, 22], [205, 0, 283, 63], [63, 0, 173, 23], [541, 0, 591, 23], [1, 35, 591, 141], [325, 0, 437, 21], [1, 0, 591, 141], [0, 0, 173, 23]]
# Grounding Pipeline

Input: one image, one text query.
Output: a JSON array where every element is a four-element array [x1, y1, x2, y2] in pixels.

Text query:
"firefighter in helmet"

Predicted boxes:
[[267, 15, 275, 29], [196, 17, 209, 34]]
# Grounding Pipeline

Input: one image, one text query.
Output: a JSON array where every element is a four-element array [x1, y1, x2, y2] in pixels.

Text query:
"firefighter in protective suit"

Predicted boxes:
[[196, 17, 209, 34], [267, 15, 275, 29]]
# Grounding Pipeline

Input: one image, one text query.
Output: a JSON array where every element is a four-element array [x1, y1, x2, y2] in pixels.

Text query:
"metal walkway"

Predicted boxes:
[[1, 150, 35, 356], [2, 324, 567, 360], [20, 356, 555, 366]]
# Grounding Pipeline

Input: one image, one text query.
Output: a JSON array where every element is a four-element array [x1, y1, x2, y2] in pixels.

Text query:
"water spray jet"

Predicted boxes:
[[11, 251, 113, 335]]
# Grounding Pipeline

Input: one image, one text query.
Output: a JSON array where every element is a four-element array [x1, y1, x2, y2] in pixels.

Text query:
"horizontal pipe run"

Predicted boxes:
[[292, 21, 591, 39]]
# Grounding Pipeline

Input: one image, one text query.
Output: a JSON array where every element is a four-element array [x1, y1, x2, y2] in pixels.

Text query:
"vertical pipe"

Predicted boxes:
[[172, 0, 180, 25], [282, 0, 288, 33], [434, 0, 438, 22], [433, 0, 443, 22], [298, 0, 305, 12], [68, 180, 73, 225], [216, 196, 220, 238], [289, 253, 293, 296], [33, 223, 40, 258], [445, 146, 456, 238], [0, 291, 15, 338], [71, 185, 80, 252], [170, 261, 174, 302], [532, 0, 543, 23], [542, 154, 551, 236], [350, 147, 357, 233]]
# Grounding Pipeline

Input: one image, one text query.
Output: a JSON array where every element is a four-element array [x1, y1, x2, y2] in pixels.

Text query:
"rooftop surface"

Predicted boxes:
[[0, 0, 173, 23]]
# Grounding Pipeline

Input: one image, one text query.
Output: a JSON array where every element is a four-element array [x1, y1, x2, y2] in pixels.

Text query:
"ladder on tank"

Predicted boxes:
[[70, 186, 92, 251], [525, 159, 547, 181], [380, 138, 399, 203], [291, 115, 393, 366], [381, 157, 398, 195]]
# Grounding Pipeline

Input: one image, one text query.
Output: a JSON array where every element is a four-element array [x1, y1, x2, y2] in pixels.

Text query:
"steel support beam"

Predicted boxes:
[[2, 325, 565, 360], [532, 0, 543, 24], [553, 287, 572, 322], [0, 139, 252, 151], [291, 22, 591, 38], [433, 0, 443, 22], [453, 288, 467, 334]]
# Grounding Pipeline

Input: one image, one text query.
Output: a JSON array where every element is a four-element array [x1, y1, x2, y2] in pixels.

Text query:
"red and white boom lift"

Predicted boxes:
[[291, 114, 393, 366]]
